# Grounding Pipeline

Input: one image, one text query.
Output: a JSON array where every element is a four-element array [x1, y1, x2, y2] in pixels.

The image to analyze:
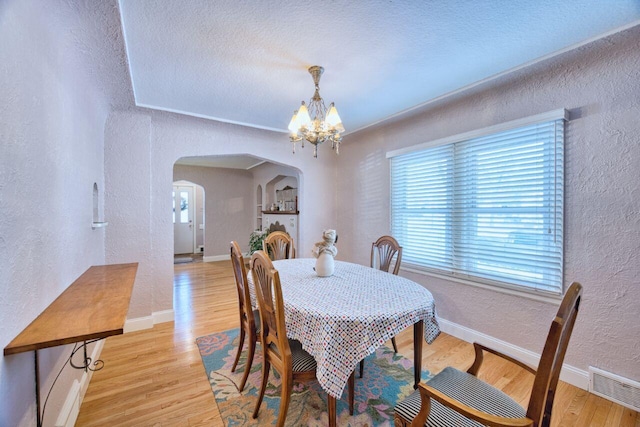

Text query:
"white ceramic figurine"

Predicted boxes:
[[312, 229, 338, 276]]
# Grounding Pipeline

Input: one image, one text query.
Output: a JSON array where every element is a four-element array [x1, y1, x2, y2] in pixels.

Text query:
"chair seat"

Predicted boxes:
[[395, 367, 526, 427], [289, 339, 317, 373]]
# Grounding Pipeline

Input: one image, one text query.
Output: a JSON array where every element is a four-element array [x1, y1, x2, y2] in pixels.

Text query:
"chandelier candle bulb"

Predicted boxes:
[[296, 102, 312, 129], [288, 110, 299, 136], [325, 103, 344, 132]]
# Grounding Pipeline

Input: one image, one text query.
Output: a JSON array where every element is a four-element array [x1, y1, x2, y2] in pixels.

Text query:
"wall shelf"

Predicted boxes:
[[92, 221, 109, 229]]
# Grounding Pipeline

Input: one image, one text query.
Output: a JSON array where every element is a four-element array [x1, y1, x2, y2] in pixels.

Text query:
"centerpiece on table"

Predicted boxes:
[[312, 229, 338, 277]]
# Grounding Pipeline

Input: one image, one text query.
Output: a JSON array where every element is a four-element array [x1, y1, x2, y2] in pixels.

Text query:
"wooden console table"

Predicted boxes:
[[4, 263, 138, 427]]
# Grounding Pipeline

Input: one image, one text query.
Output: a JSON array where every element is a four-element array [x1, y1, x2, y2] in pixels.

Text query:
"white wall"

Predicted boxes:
[[337, 26, 640, 382], [0, 1, 110, 425], [104, 110, 337, 323]]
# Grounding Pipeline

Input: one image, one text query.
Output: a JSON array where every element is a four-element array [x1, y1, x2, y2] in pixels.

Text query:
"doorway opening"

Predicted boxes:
[[173, 180, 205, 263]]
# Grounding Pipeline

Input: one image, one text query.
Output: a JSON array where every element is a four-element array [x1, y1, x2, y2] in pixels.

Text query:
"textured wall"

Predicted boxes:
[[104, 110, 338, 320], [0, 1, 111, 425], [337, 26, 640, 381], [105, 111, 153, 319], [173, 165, 254, 256]]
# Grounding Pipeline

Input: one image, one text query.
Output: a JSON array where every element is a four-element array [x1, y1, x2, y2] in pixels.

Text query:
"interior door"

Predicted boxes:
[[173, 185, 195, 255]]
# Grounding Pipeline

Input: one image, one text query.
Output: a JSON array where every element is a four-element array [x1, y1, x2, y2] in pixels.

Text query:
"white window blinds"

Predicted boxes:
[[390, 111, 566, 295]]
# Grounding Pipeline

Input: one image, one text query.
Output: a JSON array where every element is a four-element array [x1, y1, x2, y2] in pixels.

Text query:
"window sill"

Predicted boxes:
[[401, 264, 563, 306]]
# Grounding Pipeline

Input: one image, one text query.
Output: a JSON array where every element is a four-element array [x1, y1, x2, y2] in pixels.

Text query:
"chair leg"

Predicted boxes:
[[359, 359, 364, 378], [348, 371, 355, 416], [391, 336, 398, 353], [252, 359, 270, 419], [276, 370, 293, 427], [231, 327, 246, 372], [238, 334, 256, 392]]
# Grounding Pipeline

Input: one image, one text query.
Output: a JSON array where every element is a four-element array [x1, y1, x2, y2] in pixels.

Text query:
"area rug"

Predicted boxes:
[[196, 328, 431, 426], [174, 256, 193, 264]]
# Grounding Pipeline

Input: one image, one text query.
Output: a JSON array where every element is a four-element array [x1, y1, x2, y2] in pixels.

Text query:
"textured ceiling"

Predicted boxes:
[[118, 0, 640, 135]]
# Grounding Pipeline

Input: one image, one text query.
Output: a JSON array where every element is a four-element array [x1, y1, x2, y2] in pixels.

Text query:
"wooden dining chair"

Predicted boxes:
[[250, 250, 354, 426], [229, 241, 260, 392], [394, 282, 583, 427], [262, 231, 295, 261], [371, 235, 403, 276]]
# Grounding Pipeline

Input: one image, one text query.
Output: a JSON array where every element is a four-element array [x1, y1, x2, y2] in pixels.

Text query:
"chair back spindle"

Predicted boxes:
[[230, 241, 254, 327], [371, 235, 403, 275], [251, 251, 291, 368], [263, 231, 295, 261]]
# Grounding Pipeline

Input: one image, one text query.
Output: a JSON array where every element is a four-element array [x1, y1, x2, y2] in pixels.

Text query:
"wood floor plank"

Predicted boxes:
[[76, 258, 640, 426]]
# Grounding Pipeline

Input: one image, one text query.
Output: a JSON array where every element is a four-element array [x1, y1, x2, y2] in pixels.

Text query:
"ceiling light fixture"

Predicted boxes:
[[288, 66, 344, 157]]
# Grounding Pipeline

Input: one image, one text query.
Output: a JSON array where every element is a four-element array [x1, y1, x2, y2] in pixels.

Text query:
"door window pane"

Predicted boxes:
[[180, 191, 189, 223]]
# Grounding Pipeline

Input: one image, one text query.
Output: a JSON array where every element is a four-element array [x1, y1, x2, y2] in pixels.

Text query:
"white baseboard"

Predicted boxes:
[[124, 309, 175, 333], [203, 254, 229, 262], [55, 380, 80, 427], [54, 339, 104, 427], [438, 318, 589, 390], [123, 315, 153, 333], [153, 309, 174, 324]]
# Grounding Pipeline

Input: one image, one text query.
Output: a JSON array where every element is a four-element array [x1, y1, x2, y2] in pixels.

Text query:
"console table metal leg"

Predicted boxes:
[[83, 341, 88, 372], [35, 350, 42, 427]]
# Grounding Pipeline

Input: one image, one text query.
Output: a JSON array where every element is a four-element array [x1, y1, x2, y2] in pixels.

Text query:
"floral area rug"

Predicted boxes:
[[196, 328, 431, 426]]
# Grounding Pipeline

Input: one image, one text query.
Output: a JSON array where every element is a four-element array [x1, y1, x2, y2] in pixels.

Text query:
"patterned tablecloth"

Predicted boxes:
[[248, 258, 440, 398]]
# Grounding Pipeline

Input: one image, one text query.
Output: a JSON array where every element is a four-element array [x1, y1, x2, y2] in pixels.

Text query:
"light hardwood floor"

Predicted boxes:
[[76, 259, 640, 426]]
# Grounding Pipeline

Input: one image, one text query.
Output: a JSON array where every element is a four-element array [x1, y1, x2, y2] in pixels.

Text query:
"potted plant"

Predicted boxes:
[[249, 229, 268, 255]]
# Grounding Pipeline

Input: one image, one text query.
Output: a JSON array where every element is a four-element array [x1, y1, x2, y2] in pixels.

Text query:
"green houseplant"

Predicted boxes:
[[249, 229, 268, 254]]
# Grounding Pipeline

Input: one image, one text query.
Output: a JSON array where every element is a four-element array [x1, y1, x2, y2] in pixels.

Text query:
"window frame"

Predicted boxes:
[[387, 109, 568, 300]]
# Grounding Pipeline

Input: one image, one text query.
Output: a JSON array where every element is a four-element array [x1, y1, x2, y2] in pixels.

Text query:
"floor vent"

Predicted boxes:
[[589, 366, 640, 411]]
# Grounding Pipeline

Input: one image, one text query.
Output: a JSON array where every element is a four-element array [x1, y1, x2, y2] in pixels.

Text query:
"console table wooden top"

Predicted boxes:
[[4, 263, 138, 356]]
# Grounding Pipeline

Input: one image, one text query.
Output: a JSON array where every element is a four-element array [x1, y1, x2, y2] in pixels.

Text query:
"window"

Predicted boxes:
[[388, 110, 567, 295]]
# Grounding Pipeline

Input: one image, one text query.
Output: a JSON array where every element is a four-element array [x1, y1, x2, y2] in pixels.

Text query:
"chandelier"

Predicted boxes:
[[287, 66, 345, 157]]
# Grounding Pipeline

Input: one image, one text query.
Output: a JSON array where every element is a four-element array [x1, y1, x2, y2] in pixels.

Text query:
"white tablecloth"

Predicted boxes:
[[248, 258, 440, 398]]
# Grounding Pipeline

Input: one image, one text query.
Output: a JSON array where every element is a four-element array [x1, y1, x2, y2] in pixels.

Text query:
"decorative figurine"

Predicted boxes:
[[312, 229, 338, 276]]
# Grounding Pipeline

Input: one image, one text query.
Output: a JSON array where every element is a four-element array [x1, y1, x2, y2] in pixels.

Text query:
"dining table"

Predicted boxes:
[[248, 257, 440, 426]]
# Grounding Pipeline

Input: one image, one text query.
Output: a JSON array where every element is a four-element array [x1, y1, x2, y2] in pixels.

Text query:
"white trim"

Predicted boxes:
[[246, 160, 267, 170], [152, 309, 174, 324], [55, 339, 104, 427], [80, 339, 104, 399], [402, 265, 563, 305], [191, 184, 197, 254], [55, 380, 80, 427], [124, 315, 153, 333], [117, 0, 137, 101], [123, 309, 175, 333], [203, 254, 230, 262], [387, 108, 568, 159], [349, 20, 640, 136], [438, 318, 589, 390], [136, 103, 288, 133]]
